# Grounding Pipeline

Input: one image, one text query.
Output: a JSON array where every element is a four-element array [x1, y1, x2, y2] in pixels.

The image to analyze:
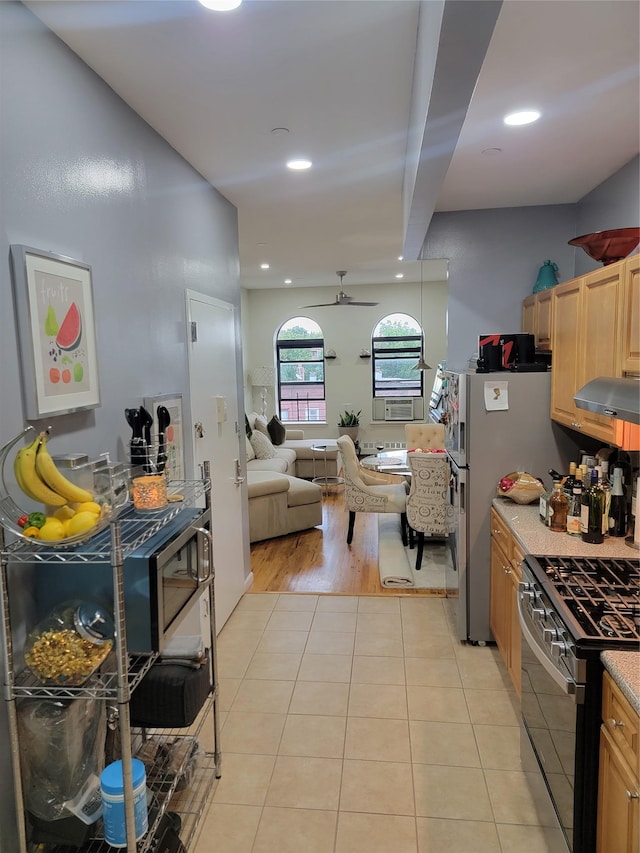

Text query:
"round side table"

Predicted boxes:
[[311, 444, 344, 495]]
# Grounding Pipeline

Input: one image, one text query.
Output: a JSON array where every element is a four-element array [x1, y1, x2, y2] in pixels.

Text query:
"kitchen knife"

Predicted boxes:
[[156, 405, 171, 475], [125, 408, 146, 468], [139, 406, 154, 473]]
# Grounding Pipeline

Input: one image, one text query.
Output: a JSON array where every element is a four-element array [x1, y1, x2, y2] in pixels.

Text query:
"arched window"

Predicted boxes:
[[276, 317, 325, 422], [372, 313, 423, 398]]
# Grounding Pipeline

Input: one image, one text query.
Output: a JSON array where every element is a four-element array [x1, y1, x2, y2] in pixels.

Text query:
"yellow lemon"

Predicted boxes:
[[38, 518, 66, 541], [66, 511, 99, 537], [53, 505, 76, 522], [74, 501, 101, 516]]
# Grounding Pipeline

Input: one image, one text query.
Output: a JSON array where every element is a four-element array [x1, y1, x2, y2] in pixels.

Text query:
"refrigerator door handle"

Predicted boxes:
[[460, 479, 466, 513], [459, 421, 466, 456]]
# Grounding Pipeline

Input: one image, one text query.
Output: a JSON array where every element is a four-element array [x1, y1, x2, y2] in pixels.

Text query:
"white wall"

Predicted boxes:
[[242, 279, 447, 447]]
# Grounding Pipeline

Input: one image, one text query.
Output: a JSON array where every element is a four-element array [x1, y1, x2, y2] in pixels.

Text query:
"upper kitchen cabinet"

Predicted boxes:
[[550, 263, 621, 444], [620, 255, 640, 375], [521, 289, 553, 351]]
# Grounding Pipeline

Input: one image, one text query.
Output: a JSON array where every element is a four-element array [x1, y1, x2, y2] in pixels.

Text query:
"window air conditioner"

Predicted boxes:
[[384, 398, 414, 421]]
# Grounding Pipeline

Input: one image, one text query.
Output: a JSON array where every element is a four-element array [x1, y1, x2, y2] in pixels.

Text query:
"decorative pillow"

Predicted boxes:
[[245, 436, 256, 461], [253, 414, 269, 436], [267, 414, 286, 446], [245, 414, 253, 439], [249, 430, 276, 459]]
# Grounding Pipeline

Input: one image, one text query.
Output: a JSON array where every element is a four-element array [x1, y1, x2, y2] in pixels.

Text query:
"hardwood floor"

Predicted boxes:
[[249, 485, 440, 596]]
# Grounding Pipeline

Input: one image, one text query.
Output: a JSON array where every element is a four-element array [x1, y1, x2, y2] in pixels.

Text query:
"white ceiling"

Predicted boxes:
[[27, 0, 639, 292]]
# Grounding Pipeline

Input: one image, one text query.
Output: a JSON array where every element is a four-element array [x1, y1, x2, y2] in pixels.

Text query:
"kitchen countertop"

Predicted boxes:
[[601, 651, 640, 715], [491, 497, 639, 559]]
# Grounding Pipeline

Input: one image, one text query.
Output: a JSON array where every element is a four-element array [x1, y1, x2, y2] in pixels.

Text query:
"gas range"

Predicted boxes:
[[519, 553, 639, 853], [524, 554, 640, 647]]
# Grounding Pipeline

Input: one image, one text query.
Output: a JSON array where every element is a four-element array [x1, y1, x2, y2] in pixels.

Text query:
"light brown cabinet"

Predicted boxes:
[[489, 508, 522, 695], [597, 671, 639, 853], [550, 264, 621, 443], [620, 255, 640, 374], [524, 256, 639, 447], [521, 289, 553, 351]]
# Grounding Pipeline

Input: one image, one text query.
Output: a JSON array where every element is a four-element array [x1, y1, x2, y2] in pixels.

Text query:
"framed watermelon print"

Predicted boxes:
[[10, 245, 101, 418]]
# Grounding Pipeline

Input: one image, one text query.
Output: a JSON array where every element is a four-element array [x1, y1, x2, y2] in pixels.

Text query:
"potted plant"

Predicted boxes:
[[338, 409, 361, 442]]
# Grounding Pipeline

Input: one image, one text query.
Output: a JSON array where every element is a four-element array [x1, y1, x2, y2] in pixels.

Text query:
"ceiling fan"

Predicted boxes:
[[300, 271, 379, 308]]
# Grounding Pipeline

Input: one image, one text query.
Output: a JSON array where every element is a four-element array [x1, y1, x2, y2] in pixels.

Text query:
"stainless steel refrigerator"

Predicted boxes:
[[443, 369, 581, 643]]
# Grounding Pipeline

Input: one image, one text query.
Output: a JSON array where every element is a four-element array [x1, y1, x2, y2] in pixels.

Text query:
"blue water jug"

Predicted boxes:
[[533, 260, 559, 293]]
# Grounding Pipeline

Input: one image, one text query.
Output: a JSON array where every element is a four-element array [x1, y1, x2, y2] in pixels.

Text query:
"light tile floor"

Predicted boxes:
[[193, 593, 568, 853]]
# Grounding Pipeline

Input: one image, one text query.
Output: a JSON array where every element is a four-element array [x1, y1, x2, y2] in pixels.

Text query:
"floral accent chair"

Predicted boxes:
[[406, 451, 455, 570], [336, 436, 408, 546]]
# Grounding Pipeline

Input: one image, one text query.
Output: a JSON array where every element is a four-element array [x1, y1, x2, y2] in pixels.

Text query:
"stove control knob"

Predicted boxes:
[[531, 607, 547, 623], [543, 627, 558, 643], [519, 583, 535, 602], [550, 640, 567, 661]]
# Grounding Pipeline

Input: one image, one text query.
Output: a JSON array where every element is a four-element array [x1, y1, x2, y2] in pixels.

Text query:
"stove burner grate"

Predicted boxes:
[[531, 554, 640, 641]]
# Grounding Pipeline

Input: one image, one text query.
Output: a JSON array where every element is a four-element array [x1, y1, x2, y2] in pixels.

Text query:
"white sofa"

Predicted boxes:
[[244, 414, 339, 542], [245, 414, 339, 480], [247, 471, 323, 543]]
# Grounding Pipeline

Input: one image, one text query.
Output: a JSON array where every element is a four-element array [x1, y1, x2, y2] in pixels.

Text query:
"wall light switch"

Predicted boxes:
[[215, 395, 227, 424]]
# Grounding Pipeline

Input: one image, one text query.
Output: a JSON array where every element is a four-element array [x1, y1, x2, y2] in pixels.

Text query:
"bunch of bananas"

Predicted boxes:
[[14, 432, 102, 541]]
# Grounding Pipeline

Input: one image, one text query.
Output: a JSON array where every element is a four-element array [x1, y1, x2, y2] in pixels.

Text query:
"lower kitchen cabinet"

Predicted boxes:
[[597, 671, 640, 853], [489, 508, 522, 696]]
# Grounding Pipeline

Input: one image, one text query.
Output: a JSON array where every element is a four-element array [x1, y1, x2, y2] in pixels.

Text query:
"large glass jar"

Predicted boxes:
[[24, 600, 114, 687]]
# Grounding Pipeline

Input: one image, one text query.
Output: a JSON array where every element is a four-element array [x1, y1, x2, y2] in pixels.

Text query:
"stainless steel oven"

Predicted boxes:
[[518, 554, 639, 853], [36, 506, 212, 653]]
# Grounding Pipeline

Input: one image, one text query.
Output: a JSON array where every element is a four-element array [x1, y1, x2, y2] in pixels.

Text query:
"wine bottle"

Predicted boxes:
[[599, 461, 611, 536], [566, 467, 583, 536], [581, 470, 604, 544], [608, 466, 627, 537], [564, 462, 576, 497]]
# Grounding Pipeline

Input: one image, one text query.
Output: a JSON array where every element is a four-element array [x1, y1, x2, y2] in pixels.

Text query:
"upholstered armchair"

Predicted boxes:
[[336, 436, 408, 545], [404, 422, 445, 451], [406, 451, 455, 570]]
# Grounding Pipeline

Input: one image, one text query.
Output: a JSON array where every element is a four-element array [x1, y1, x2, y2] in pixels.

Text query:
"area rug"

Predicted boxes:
[[378, 514, 451, 590]]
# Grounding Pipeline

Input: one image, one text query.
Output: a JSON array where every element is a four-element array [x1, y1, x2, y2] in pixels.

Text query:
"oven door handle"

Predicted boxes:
[[192, 526, 213, 583], [517, 586, 584, 704]]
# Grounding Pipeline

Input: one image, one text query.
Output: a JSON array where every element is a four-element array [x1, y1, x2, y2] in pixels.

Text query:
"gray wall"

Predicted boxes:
[[424, 153, 639, 370], [0, 3, 240, 848], [424, 204, 577, 368], [574, 155, 640, 275]]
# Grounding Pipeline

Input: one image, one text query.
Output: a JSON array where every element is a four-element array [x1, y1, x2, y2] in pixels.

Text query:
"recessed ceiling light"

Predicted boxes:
[[199, 0, 242, 10], [286, 159, 312, 171], [260, 263, 270, 270], [284, 279, 292, 285], [271, 127, 290, 136], [395, 273, 404, 279], [481, 147, 503, 156], [504, 110, 541, 126], [397, 255, 403, 261]]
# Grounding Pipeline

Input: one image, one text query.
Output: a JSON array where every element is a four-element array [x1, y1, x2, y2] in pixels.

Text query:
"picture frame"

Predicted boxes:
[[143, 393, 185, 481], [10, 245, 101, 419]]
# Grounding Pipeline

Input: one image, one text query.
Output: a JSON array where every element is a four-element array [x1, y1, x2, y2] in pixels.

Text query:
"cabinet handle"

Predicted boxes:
[[491, 528, 501, 535], [504, 568, 512, 575], [609, 718, 625, 729], [626, 790, 639, 800]]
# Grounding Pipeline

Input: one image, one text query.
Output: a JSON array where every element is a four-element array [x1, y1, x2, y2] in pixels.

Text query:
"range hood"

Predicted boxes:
[[574, 377, 640, 425]]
